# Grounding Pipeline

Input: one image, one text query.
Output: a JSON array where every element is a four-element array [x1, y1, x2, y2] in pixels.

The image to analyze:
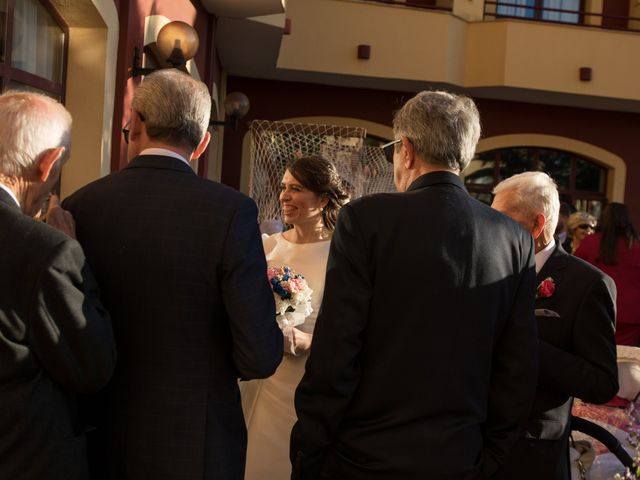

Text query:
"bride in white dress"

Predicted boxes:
[[242, 156, 349, 480]]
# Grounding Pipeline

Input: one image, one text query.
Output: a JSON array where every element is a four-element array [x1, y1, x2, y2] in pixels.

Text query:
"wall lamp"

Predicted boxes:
[[130, 20, 250, 130], [131, 20, 200, 77], [210, 92, 250, 130]]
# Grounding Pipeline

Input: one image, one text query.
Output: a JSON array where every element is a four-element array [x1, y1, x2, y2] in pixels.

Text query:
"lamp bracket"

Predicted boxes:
[[209, 116, 240, 130]]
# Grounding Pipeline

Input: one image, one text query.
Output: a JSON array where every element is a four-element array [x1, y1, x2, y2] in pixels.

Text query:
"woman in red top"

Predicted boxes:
[[576, 203, 640, 345]]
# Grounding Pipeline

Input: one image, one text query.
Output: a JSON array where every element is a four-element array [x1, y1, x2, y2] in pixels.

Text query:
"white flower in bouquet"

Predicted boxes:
[[267, 266, 313, 329]]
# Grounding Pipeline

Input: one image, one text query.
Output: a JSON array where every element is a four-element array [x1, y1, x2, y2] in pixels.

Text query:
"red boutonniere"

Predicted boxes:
[[537, 277, 555, 298]]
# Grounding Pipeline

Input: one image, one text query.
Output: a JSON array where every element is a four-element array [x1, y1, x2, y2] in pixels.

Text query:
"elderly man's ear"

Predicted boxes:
[[37, 147, 66, 182], [400, 136, 415, 169], [190, 131, 211, 161], [532, 213, 546, 240]]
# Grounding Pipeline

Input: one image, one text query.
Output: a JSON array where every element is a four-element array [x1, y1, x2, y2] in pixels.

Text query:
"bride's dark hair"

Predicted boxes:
[[286, 156, 350, 231]]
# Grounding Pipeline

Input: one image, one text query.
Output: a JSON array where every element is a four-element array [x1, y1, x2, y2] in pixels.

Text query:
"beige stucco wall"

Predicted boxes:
[[57, 0, 118, 199], [278, 0, 467, 84], [62, 27, 107, 198], [278, 0, 640, 101], [497, 21, 639, 99]]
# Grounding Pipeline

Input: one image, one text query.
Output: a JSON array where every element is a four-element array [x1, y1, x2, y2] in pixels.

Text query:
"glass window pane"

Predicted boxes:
[[465, 151, 496, 186], [497, 0, 536, 18], [539, 148, 571, 190], [499, 148, 534, 180], [542, 0, 579, 23], [574, 199, 604, 220], [575, 158, 606, 192], [11, 0, 64, 83], [7, 80, 61, 100], [0, 0, 6, 63]]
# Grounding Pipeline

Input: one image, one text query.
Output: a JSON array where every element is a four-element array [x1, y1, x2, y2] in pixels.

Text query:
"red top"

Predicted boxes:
[[575, 233, 640, 325]]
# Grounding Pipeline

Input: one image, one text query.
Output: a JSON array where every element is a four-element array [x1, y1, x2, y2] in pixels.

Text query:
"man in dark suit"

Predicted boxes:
[[290, 91, 538, 480], [0, 91, 116, 479], [63, 70, 283, 480], [492, 171, 617, 480]]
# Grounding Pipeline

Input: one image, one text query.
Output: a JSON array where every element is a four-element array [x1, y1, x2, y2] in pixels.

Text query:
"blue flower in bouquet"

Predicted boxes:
[[266, 265, 313, 328]]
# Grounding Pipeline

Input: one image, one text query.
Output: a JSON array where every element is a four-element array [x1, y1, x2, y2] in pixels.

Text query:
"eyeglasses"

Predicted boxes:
[[577, 223, 595, 230], [122, 113, 145, 144], [380, 139, 402, 163]]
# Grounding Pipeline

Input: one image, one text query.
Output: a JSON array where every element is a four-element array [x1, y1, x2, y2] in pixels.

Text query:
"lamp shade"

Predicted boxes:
[[224, 92, 250, 118], [156, 21, 200, 64]]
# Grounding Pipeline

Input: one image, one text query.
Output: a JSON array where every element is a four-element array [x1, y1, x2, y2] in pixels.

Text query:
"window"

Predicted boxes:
[[496, 0, 582, 23], [465, 147, 607, 217], [0, 0, 66, 99]]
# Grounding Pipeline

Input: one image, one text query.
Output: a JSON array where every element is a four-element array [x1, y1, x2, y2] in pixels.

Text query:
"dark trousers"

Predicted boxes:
[[495, 436, 570, 480]]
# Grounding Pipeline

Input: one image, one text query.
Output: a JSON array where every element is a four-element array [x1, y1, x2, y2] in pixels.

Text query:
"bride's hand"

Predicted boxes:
[[291, 328, 312, 354], [282, 327, 312, 355], [282, 326, 296, 355]]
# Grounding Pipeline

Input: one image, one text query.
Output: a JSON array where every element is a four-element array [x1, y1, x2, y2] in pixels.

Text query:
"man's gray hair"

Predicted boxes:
[[393, 90, 481, 172], [132, 69, 211, 151], [0, 91, 72, 177], [493, 171, 560, 240]]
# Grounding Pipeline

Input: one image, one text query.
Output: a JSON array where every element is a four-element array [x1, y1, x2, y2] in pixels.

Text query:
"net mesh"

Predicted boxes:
[[249, 120, 396, 227]]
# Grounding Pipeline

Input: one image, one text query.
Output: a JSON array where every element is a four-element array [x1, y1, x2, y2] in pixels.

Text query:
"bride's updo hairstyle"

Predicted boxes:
[[286, 156, 350, 231]]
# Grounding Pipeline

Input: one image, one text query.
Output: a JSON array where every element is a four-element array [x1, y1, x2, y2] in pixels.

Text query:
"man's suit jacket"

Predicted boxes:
[[0, 188, 116, 480], [63, 155, 283, 480], [291, 171, 538, 480], [496, 244, 618, 480]]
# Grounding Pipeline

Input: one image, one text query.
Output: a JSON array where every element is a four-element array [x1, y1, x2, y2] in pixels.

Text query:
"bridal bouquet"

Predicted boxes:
[[267, 265, 313, 330]]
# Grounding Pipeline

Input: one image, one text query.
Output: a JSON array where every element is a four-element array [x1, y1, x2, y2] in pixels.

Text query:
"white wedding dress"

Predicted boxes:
[[241, 232, 330, 480]]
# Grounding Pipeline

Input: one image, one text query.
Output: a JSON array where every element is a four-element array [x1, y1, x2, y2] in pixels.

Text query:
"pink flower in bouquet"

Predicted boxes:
[[267, 267, 281, 281], [288, 277, 306, 293], [537, 277, 555, 298], [267, 265, 313, 328]]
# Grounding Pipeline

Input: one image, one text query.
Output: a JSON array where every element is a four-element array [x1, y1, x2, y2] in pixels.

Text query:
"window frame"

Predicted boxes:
[[465, 146, 608, 210], [0, 0, 68, 99], [494, 0, 586, 24]]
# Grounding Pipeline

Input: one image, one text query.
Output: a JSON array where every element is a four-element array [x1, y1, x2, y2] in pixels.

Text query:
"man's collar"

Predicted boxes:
[[0, 182, 20, 208], [124, 153, 196, 175], [406, 170, 464, 192], [535, 238, 556, 274], [139, 148, 190, 166]]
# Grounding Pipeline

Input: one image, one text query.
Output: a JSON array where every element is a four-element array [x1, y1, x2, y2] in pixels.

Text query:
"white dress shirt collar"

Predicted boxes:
[[535, 238, 556, 274], [0, 182, 20, 207], [140, 148, 190, 167]]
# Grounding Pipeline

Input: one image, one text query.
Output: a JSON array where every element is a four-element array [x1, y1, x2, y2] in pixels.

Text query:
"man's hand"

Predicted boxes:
[[46, 195, 76, 239]]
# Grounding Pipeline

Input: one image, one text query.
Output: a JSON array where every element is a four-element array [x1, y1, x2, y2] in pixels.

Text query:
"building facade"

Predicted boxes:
[[3, 0, 639, 223]]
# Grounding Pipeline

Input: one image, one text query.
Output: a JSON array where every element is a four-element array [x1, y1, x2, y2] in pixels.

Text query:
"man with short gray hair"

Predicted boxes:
[[0, 91, 116, 480], [291, 90, 538, 479], [492, 171, 617, 480], [63, 69, 283, 480]]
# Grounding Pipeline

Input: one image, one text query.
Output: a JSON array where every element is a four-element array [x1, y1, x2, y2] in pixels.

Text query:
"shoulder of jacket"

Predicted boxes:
[[11, 214, 80, 266], [564, 252, 613, 286]]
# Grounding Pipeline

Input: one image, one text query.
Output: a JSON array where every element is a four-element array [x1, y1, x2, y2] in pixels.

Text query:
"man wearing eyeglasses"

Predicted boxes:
[[291, 91, 538, 480], [63, 69, 283, 480]]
